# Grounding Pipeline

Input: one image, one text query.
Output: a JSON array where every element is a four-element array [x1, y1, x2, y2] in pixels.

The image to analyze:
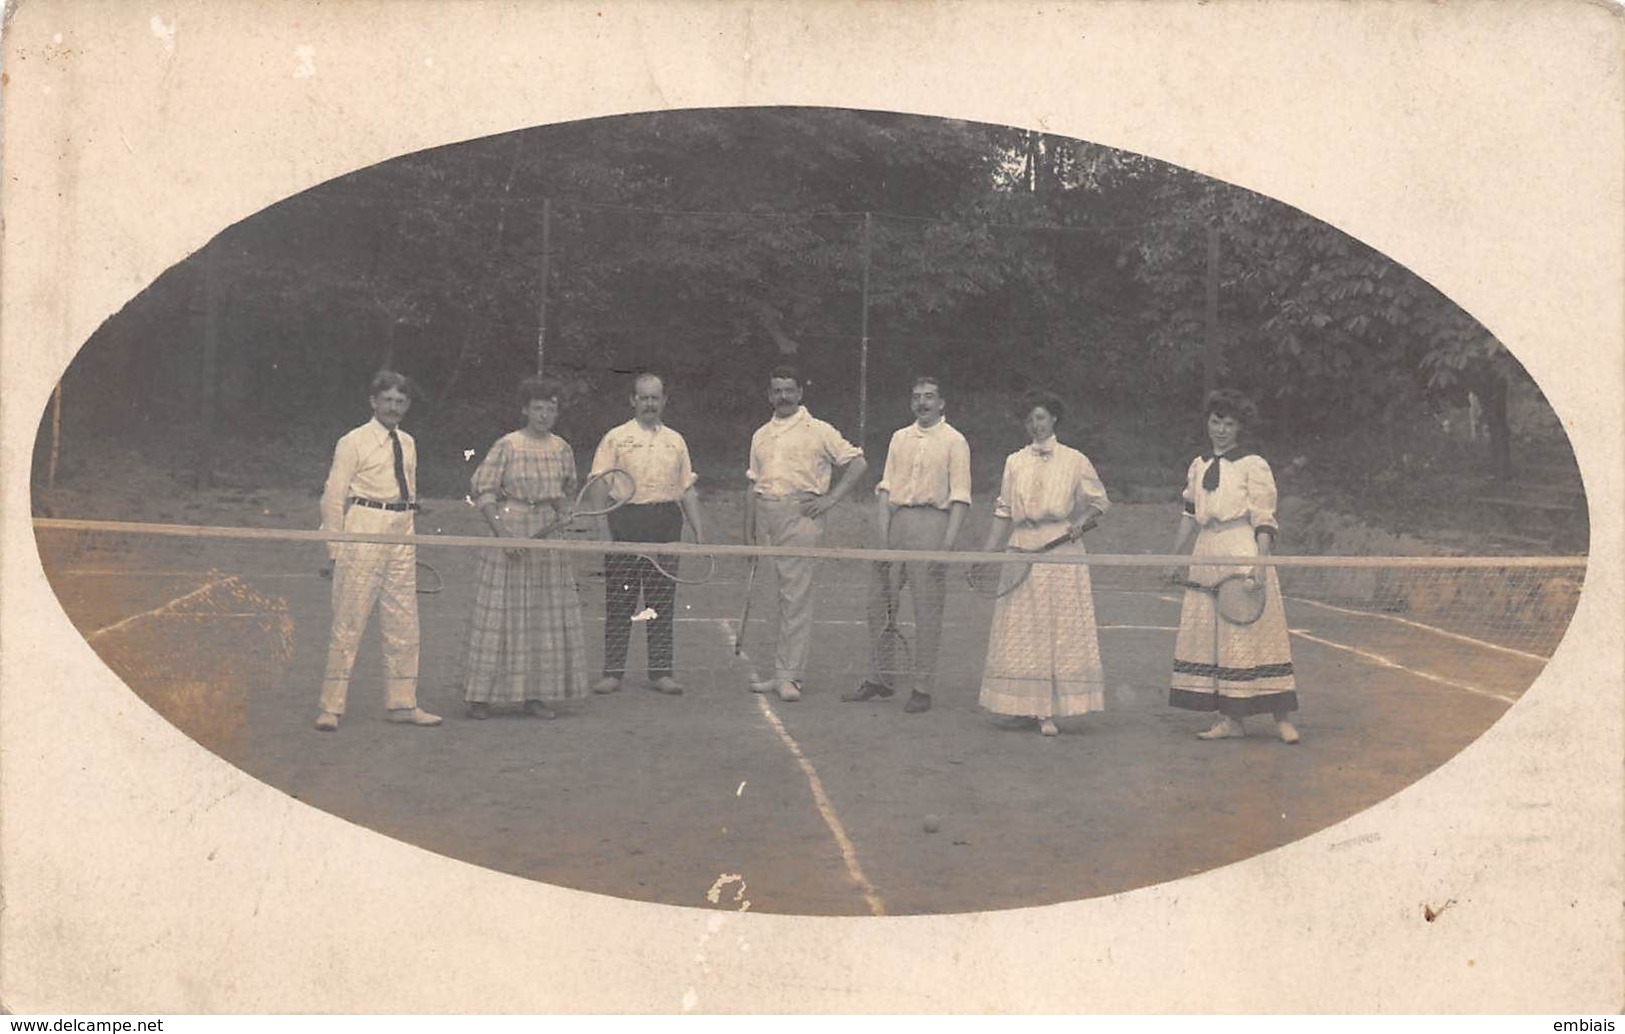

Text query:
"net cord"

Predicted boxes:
[[32, 518, 1588, 571]]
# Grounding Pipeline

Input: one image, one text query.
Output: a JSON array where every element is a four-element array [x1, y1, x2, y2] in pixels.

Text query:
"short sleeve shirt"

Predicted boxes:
[[590, 419, 698, 504], [747, 406, 863, 497]]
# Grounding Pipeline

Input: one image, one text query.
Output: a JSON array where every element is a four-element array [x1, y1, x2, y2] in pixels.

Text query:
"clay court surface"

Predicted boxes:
[[34, 499, 1566, 916]]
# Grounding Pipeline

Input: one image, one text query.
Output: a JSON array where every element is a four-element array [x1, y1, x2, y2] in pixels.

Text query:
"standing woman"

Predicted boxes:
[[1165, 388, 1299, 743], [978, 391, 1109, 736], [460, 376, 590, 719]]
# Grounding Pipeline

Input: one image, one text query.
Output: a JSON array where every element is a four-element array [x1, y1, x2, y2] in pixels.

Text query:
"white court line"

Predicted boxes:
[[86, 576, 239, 640], [1287, 596, 1554, 664], [714, 618, 886, 917], [1154, 590, 1552, 665], [1289, 629, 1519, 705]]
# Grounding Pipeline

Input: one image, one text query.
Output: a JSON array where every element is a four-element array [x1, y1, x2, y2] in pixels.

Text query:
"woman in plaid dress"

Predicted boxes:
[[461, 377, 590, 719]]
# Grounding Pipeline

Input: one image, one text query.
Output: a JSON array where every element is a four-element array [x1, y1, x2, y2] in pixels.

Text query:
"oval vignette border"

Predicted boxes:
[[0, 0, 1619, 1015]]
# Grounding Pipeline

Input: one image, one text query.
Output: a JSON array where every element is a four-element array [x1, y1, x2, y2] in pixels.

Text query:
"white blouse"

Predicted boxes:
[[1182, 451, 1279, 532], [994, 438, 1110, 526]]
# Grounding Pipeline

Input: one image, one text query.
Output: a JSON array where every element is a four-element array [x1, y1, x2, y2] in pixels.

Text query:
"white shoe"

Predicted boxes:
[[592, 675, 623, 695], [1038, 718, 1059, 737], [776, 681, 802, 702], [750, 678, 779, 694], [388, 707, 443, 726], [1197, 716, 1245, 740], [1277, 720, 1300, 744]]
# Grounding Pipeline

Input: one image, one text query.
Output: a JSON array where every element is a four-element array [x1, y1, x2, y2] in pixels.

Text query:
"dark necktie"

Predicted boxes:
[[389, 429, 410, 502], [1203, 455, 1222, 492]]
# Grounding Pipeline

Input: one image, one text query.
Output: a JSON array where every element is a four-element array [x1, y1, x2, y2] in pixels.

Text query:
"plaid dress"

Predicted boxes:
[[460, 430, 590, 704]]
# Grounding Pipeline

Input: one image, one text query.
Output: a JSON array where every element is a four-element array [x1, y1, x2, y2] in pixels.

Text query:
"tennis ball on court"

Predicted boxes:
[[923, 814, 941, 834]]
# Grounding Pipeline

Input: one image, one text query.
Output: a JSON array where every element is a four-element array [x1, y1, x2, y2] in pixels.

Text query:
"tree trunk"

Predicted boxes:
[[1482, 372, 1513, 481]]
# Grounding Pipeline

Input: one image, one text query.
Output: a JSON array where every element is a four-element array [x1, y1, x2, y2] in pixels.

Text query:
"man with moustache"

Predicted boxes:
[[314, 370, 441, 731], [744, 365, 868, 702], [845, 375, 971, 714], [590, 373, 708, 696]]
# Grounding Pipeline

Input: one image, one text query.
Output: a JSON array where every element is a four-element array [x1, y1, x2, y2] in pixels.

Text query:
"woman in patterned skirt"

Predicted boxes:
[[1164, 388, 1300, 743], [978, 391, 1110, 736], [461, 376, 590, 719]]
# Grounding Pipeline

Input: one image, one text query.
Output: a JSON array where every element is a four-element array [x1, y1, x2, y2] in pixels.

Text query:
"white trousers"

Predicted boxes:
[[319, 504, 420, 715]]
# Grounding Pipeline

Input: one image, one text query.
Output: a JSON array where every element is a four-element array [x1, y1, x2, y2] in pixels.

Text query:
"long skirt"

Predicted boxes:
[[979, 521, 1106, 718], [1169, 519, 1298, 716], [461, 503, 590, 704]]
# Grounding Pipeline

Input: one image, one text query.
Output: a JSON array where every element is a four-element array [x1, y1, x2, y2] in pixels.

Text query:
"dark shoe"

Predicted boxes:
[[841, 680, 895, 703], [903, 690, 932, 714], [524, 700, 557, 720], [467, 702, 489, 720]]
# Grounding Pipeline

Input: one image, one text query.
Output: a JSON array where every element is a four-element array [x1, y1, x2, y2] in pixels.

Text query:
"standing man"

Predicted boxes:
[[744, 365, 868, 701], [315, 370, 441, 731], [846, 375, 970, 714], [590, 372, 707, 696]]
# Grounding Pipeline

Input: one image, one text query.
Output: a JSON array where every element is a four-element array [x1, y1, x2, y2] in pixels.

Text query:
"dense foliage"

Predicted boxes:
[[49, 107, 1541, 491]]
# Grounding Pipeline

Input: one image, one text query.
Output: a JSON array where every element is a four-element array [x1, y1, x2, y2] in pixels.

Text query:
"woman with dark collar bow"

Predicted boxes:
[[1164, 389, 1300, 743]]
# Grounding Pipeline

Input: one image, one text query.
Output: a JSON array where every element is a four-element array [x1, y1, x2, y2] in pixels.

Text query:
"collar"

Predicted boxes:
[[370, 417, 403, 438], [1203, 446, 1256, 462], [629, 418, 665, 435], [1029, 436, 1058, 457], [769, 405, 808, 429], [907, 417, 948, 437]]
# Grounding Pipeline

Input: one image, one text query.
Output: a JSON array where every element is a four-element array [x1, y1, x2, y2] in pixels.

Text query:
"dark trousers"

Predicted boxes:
[[603, 502, 684, 679]]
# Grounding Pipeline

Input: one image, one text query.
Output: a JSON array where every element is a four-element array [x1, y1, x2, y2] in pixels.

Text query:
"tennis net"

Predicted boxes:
[[30, 518, 1586, 732]]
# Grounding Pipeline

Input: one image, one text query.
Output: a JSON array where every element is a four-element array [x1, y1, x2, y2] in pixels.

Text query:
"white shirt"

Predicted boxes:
[[320, 418, 416, 533], [590, 419, 698, 504], [876, 419, 971, 509], [994, 437, 1109, 525], [747, 406, 863, 498]]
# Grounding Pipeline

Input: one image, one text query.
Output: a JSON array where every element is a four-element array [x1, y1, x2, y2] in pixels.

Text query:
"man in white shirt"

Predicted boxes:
[[744, 366, 868, 701], [846, 375, 970, 714], [590, 373, 707, 696], [315, 370, 441, 731]]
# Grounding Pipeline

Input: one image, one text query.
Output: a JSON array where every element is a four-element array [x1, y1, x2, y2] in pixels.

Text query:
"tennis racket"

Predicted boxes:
[[643, 552, 717, 585], [530, 467, 636, 539], [319, 559, 444, 595], [1176, 574, 1267, 626], [964, 523, 1091, 600], [874, 561, 913, 688], [734, 556, 759, 656]]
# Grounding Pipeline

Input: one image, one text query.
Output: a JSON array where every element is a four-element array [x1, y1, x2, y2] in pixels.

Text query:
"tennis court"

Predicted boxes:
[[32, 500, 1582, 916]]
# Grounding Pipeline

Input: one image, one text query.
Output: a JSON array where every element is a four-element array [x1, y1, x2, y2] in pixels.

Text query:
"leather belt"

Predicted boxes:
[[350, 497, 418, 512]]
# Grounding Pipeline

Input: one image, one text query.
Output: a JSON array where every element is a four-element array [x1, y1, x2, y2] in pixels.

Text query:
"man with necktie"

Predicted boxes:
[[314, 370, 441, 731]]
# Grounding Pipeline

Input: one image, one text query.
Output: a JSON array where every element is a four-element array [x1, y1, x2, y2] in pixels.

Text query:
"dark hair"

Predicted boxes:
[[912, 374, 942, 394], [517, 376, 565, 409], [768, 365, 802, 387], [1017, 389, 1064, 427], [1204, 388, 1258, 427], [370, 370, 411, 396]]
